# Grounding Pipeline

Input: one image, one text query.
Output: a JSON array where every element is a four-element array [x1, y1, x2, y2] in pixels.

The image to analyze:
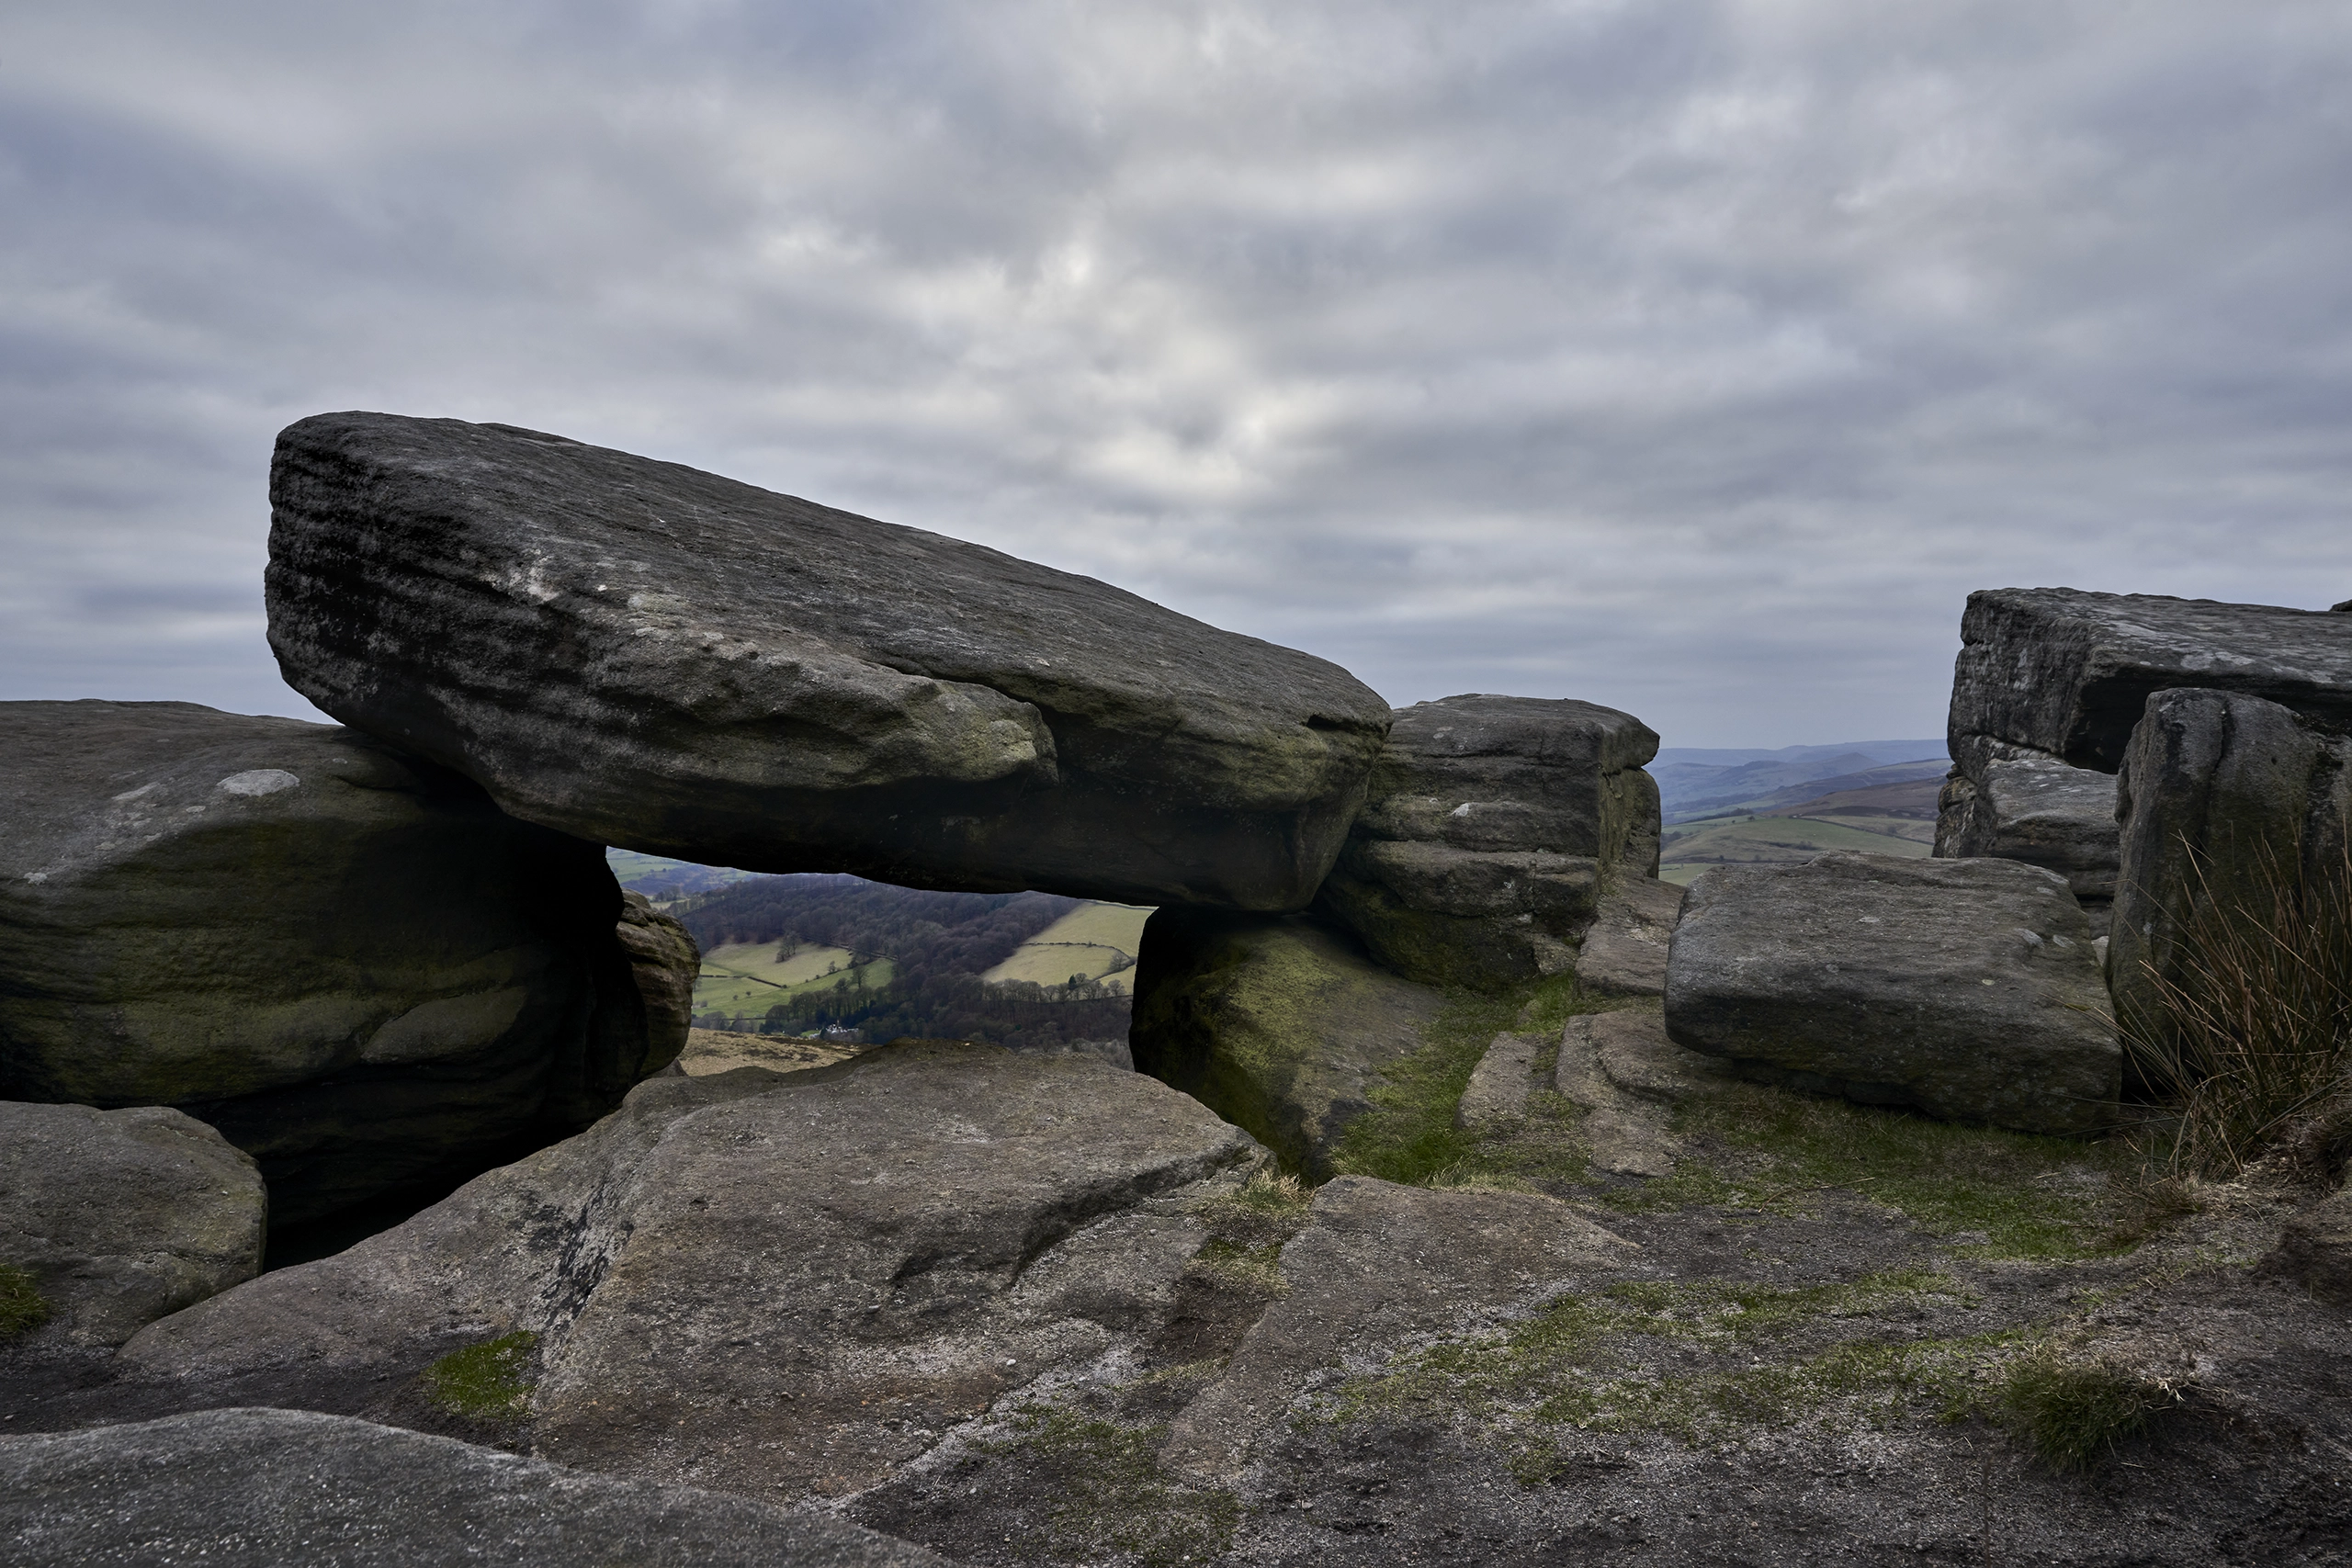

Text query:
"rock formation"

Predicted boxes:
[[0, 1408, 947, 1567], [0, 700, 685, 1223], [1127, 909, 1442, 1179], [2108, 687, 2352, 1052], [1934, 737, 2120, 931], [265, 412, 1391, 910], [116, 1043, 1267, 1505], [0, 1102, 266, 1350], [1664, 852, 2118, 1134], [1570, 875, 1688, 996], [1311, 694, 1662, 988], [1949, 587, 2352, 773]]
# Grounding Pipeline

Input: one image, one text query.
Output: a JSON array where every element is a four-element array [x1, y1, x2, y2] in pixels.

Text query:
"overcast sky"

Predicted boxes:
[[6, 2, 2348, 749]]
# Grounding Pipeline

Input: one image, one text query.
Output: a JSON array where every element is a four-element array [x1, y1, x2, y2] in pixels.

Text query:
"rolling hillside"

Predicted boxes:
[[1660, 773, 1943, 885]]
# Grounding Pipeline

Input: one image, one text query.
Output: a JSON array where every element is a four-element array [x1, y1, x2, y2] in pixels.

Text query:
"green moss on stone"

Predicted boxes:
[[423, 1330, 538, 1421], [0, 1263, 52, 1341], [983, 1404, 1240, 1567]]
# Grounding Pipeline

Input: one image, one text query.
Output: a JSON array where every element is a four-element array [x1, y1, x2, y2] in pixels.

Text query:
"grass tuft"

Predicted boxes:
[[422, 1331, 539, 1421], [1995, 1345, 2184, 1472], [0, 1263, 52, 1341], [2127, 840, 2352, 1180]]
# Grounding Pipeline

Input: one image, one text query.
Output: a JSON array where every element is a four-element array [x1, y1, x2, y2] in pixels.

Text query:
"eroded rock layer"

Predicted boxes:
[[266, 412, 1392, 910]]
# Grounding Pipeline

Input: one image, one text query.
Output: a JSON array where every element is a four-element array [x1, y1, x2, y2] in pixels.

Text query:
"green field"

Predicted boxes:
[[692, 942, 896, 1014], [1659, 815, 1932, 886], [983, 902, 1153, 993]]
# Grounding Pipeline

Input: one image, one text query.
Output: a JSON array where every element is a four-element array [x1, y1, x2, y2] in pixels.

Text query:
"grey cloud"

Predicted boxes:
[[4, 0, 2350, 743]]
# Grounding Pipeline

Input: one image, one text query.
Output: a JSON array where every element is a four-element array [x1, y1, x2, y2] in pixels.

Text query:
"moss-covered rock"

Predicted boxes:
[[1128, 908, 1443, 1180]]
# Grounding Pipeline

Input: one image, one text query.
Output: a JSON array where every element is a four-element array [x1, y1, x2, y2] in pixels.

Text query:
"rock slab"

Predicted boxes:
[[0, 1407, 948, 1567], [2109, 687, 2352, 1052], [1128, 909, 1442, 1179], [1949, 587, 2352, 773], [1572, 875, 1688, 997], [118, 1043, 1266, 1505], [1934, 737, 2120, 909], [0, 701, 676, 1223], [266, 412, 1391, 910], [1665, 852, 2119, 1134], [1315, 694, 1663, 988], [0, 1102, 266, 1350]]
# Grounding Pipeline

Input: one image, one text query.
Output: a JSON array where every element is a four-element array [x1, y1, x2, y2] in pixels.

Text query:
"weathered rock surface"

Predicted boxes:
[[1314, 695, 1662, 988], [0, 1102, 266, 1350], [1128, 909, 1442, 1179], [0, 1407, 949, 1567], [115, 1043, 1266, 1504], [613, 892, 698, 1073], [1572, 876, 1687, 997], [1551, 1010, 1724, 1176], [1949, 587, 2352, 773], [2271, 1188, 2352, 1304], [0, 700, 673, 1223], [1162, 1176, 1636, 1478], [266, 412, 1391, 910], [2109, 687, 2352, 1050], [1934, 737, 2120, 915], [1453, 1032, 1541, 1128], [1665, 853, 2119, 1134]]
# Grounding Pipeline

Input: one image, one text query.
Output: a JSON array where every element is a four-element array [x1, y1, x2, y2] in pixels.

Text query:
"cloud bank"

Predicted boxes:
[[6, 0, 2349, 745]]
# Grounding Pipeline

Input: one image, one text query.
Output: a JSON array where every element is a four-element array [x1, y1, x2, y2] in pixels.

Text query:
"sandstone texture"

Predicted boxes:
[[1453, 1032, 1542, 1129], [1950, 587, 2352, 773], [1127, 909, 1442, 1179], [117, 1043, 1266, 1504], [1572, 876, 1687, 997], [613, 892, 699, 1073], [2109, 687, 2352, 1050], [0, 1407, 947, 1567], [0, 1102, 265, 1350], [1934, 737, 2120, 911], [266, 412, 1391, 910], [1664, 852, 2119, 1134], [1314, 695, 1661, 988], [1550, 1009, 1724, 1176], [0, 700, 673, 1223]]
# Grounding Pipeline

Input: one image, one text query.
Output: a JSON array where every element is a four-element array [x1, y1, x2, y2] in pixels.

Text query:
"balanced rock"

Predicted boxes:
[[1313, 694, 1661, 988], [0, 701, 684, 1224], [118, 1043, 1266, 1504], [1664, 852, 2118, 1134], [0, 1102, 266, 1350], [0, 1408, 947, 1568], [1950, 588, 2352, 773], [2109, 688, 2352, 1052], [1933, 738, 2120, 921], [1128, 909, 1442, 1179], [266, 412, 1391, 910]]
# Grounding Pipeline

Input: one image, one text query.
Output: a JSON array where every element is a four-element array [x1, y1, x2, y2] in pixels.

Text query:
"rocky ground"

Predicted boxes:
[[10, 994, 2352, 1565]]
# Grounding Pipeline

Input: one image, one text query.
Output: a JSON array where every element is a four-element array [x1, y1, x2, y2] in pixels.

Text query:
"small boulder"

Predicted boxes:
[[1453, 1032, 1542, 1129], [0, 1103, 266, 1350], [1934, 737, 2120, 925], [1664, 852, 2119, 1134], [1949, 587, 2352, 773], [610, 892, 698, 1077], [118, 1043, 1266, 1505], [1315, 694, 1663, 988], [2109, 687, 2352, 1052], [0, 1407, 947, 1567], [0, 700, 676, 1224], [2272, 1189, 2352, 1304], [1573, 876, 1688, 997], [266, 412, 1391, 910], [1128, 909, 1442, 1179]]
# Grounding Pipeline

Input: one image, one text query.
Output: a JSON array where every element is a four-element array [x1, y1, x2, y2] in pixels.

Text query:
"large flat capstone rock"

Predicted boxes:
[[1313, 694, 1662, 988], [0, 1408, 948, 1567], [1950, 587, 2352, 773], [115, 1043, 1267, 1505], [1128, 909, 1443, 1179], [1664, 852, 2119, 1134], [0, 1102, 266, 1350], [0, 701, 684, 1224], [2109, 687, 2352, 1052], [266, 412, 1391, 910]]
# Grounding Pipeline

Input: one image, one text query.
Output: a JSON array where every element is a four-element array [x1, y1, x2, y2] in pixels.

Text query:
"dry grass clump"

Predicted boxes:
[[1995, 1342, 2189, 1472], [2127, 841, 2352, 1181], [0, 1263, 51, 1341]]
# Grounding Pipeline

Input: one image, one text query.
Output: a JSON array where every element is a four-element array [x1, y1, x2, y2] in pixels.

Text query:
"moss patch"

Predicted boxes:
[[979, 1405, 1240, 1567], [422, 1331, 538, 1421], [1996, 1345, 2186, 1472], [0, 1263, 52, 1341]]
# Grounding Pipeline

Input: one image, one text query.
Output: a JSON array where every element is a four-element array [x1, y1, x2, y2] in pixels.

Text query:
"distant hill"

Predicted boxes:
[[1652, 739, 1947, 824], [1658, 772, 1943, 885], [605, 850, 757, 898]]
